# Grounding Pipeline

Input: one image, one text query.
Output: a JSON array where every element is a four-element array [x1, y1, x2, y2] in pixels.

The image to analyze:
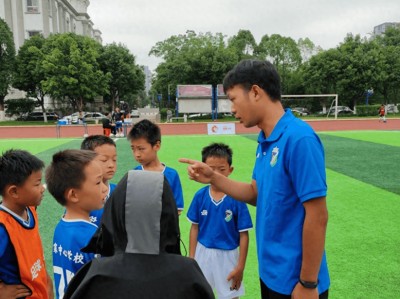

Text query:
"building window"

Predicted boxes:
[[27, 0, 39, 13]]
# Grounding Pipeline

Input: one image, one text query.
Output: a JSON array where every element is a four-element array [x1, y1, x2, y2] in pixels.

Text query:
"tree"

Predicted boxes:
[[13, 35, 50, 121], [41, 33, 109, 111], [297, 37, 322, 62], [303, 34, 386, 109], [5, 98, 36, 117], [0, 18, 16, 121], [99, 43, 145, 110], [256, 34, 302, 94], [228, 29, 257, 61], [149, 31, 238, 108], [375, 27, 400, 104]]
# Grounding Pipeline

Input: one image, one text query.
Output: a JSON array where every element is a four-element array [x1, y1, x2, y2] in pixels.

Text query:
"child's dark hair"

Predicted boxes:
[[201, 143, 233, 166], [81, 135, 116, 151], [46, 149, 97, 206], [127, 119, 161, 146], [223, 59, 281, 101], [0, 149, 44, 196]]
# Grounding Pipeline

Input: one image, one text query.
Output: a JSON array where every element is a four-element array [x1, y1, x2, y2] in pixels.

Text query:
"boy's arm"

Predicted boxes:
[[189, 224, 199, 258], [0, 281, 32, 299], [227, 231, 249, 290]]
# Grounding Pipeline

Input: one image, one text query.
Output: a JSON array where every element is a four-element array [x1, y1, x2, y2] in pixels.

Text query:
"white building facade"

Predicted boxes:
[[0, 0, 102, 110], [373, 22, 400, 36], [0, 0, 102, 48]]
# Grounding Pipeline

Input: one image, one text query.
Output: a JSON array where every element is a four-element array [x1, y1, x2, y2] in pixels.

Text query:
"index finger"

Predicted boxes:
[[178, 158, 198, 165]]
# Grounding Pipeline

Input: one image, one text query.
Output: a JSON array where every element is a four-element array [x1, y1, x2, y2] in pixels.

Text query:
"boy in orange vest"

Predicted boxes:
[[0, 149, 53, 299]]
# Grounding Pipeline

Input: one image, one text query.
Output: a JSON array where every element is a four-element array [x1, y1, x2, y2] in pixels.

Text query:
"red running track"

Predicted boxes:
[[0, 118, 398, 139]]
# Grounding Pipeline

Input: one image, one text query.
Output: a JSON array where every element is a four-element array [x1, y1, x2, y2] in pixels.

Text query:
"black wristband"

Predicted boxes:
[[299, 279, 318, 289]]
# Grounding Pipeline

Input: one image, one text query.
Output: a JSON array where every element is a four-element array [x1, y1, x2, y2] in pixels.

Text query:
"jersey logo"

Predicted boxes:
[[201, 210, 208, 216], [31, 259, 42, 281], [270, 146, 279, 167], [225, 210, 233, 222]]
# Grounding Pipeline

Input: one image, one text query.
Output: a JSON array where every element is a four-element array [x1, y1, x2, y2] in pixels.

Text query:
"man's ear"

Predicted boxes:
[[250, 84, 263, 101], [65, 188, 79, 203], [6, 185, 18, 199]]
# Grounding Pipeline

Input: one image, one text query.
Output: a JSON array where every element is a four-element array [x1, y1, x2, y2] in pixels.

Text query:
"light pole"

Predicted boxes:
[[167, 84, 171, 108]]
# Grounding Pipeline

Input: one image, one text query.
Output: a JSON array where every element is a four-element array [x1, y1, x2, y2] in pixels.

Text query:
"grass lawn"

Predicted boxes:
[[0, 131, 399, 298]]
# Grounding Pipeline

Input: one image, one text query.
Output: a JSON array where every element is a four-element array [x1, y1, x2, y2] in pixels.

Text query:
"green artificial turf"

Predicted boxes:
[[0, 132, 399, 298], [319, 133, 400, 195]]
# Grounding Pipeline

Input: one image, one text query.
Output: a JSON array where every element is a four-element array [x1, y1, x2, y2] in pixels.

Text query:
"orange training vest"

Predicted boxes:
[[0, 207, 49, 299]]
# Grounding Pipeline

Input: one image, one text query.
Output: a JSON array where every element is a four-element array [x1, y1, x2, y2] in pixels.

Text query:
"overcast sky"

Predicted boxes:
[[88, 0, 400, 71]]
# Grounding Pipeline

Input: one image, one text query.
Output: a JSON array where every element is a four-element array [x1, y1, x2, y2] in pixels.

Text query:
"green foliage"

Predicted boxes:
[[255, 34, 301, 94], [99, 43, 145, 109], [5, 98, 36, 116], [13, 35, 48, 114], [0, 18, 16, 107], [149, 30, 239, 108], [41, 33, 109, 111], [228, 29, 257, 61], [355, 104, 380, 116]]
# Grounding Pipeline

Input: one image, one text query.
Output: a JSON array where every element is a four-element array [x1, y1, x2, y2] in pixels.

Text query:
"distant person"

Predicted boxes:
[[166, 109, 173, 122], [63, 170, 215, 299], [0, 149, 53, 299], [81, 135, 118, 226], [379, 104, 387, 123], [127, 119, 184, 215], [180, 59, 330, 299], [78, 111, 84, 124], [187, 143, 253, 299], [112, 107, 124, 137], [46, 150, 108, 299], [101, 112, 115, 136]]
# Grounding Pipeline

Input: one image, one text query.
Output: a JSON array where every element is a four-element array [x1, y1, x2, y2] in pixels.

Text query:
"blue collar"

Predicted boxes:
[[257, 109, 295, 143]]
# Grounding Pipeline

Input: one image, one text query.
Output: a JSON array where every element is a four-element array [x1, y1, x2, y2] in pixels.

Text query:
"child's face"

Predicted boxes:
[[14, 170, 45, 207], [74, 161, 108, 211], [130, 138, 160, 166], [94, 144, 117, 181], [204, 156, 233, 177]]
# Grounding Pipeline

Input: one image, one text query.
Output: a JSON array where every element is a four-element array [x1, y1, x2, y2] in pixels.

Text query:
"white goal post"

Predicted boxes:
[[282, 94, 339, 119]]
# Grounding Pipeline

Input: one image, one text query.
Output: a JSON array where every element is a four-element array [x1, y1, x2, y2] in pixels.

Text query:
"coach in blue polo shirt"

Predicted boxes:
[[180, 59, 330, 299]]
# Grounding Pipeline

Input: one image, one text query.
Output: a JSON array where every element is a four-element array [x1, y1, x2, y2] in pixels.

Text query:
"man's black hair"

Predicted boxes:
[[223, 59, 281, 101]]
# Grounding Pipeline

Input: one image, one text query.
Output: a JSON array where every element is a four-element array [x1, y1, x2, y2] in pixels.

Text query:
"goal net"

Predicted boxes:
[[281, 94, 339, 119]]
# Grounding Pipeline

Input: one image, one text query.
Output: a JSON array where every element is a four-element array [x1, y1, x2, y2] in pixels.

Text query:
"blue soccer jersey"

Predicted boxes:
[[252, 109, 330, 295], [135, 165, 184, 210], [52, 219, 97, 299], [89, 182, 116, 226], [187, 186, 253, 250]]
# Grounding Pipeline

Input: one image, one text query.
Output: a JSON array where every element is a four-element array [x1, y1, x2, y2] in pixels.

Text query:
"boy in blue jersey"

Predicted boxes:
[[46, 150, 108, 299], [81, 135, 117, 226], [187, 143, 252, 299], [0, 149, 53, 299], [127, 119, 184, 214], [180, 60, 330, 299]]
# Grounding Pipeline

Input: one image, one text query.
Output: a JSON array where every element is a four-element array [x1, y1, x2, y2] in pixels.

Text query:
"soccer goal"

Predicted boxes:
[[282, 94, 339, 119]]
